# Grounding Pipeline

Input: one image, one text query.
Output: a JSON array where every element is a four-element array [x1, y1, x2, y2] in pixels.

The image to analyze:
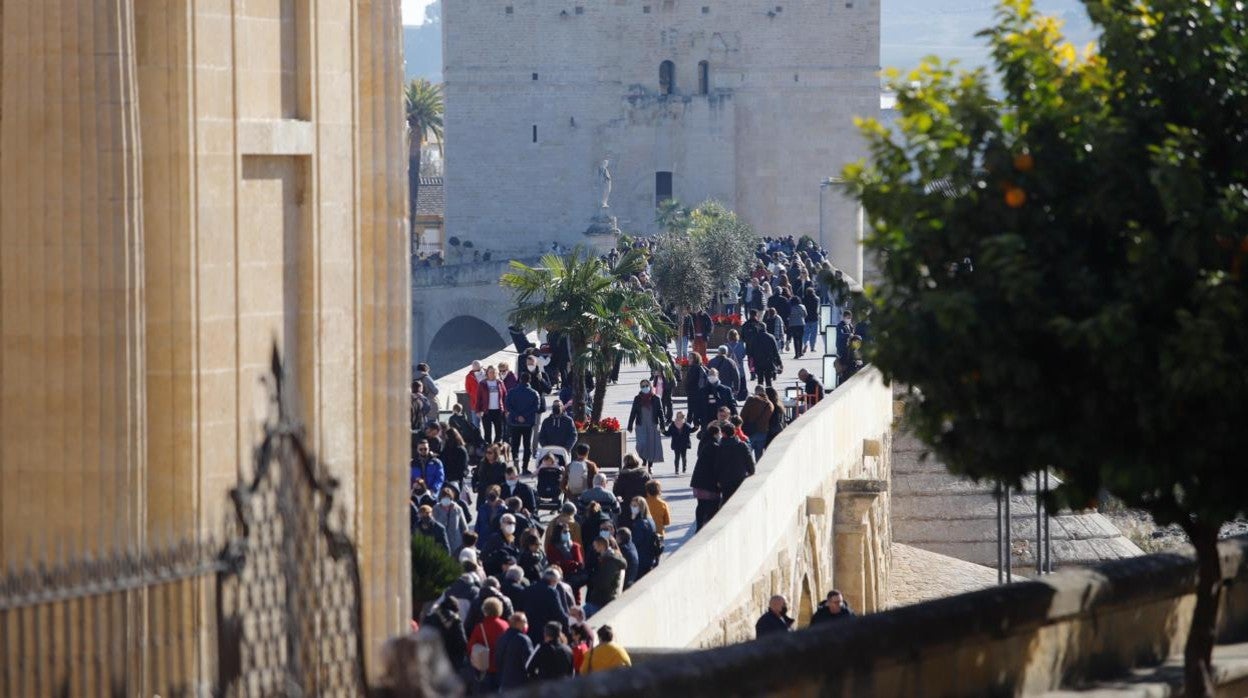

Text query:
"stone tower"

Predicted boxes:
[[442, 0, 879, 275], [0, 0, 409, 675]]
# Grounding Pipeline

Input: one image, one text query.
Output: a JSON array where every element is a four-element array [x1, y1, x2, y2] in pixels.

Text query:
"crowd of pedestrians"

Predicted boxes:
[[405, 234, 869, 692]]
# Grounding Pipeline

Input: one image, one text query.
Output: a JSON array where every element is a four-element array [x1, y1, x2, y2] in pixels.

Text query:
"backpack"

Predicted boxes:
[[566, 460, 589, 495]]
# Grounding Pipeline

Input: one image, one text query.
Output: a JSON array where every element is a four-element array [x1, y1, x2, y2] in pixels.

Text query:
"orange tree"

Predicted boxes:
[[845, 2, 1246, 695]]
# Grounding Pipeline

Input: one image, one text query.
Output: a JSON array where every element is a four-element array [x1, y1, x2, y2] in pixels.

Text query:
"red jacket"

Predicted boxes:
[[467, 616, 509, 674], [473, 379, 508, 414], [465, 372, 480, 407]]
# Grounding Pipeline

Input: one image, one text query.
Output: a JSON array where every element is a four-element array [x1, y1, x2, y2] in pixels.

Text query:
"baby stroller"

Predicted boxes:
[[533, 446, 570, 521]]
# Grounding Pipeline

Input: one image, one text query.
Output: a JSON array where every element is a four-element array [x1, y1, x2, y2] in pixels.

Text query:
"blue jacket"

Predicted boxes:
[[410, 457, 445, 495], [521, 582, 570, 644], [538, 413, 578, 451], [505, 385, 544, 427], [496, 627, 535, 690]]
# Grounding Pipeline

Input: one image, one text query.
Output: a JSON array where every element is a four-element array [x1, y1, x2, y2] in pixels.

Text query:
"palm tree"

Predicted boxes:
[[501, 247, 663, 422], [405, 79, 444, 234], [655, 197, 691, 234], [578, 286, 672, 423]]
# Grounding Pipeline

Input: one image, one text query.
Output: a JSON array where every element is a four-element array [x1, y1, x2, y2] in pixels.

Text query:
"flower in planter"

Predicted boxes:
[[675, 356, 691, 367], [578, 417, 622, 433]]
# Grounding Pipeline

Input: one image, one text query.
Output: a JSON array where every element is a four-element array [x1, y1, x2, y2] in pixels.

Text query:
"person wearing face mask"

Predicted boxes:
[[482, 513, 523, 578], [505, 372, 545, 473], [626, 380, 664, 472], [544, 521, 587, 600], [755, 595, 795, 638], [502, 466, 537, 514], [612, 454, 651, 527], [518, 350, 553, 395], [433, 486, 470, 554], [703, 368, 738, 425], [626, 497, 661, 578], [584, 536, 627, 617]]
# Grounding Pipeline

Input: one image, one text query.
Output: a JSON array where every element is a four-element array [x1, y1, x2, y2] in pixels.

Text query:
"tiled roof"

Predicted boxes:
[[415, 176, 443, 218]]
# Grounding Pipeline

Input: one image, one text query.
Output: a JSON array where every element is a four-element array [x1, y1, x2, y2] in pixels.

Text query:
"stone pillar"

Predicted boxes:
[[355, 0, 413, 678], [0, 0, 147, 559], [834, 479, 890, 614]]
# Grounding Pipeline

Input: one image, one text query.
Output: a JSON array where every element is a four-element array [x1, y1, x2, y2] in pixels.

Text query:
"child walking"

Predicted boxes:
[[668, 411, 694, 474]]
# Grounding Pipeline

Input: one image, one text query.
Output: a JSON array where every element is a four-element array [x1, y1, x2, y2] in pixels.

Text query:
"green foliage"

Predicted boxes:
[[844, 0, 1246, 689], [501, 247, 666, 421], [688, 200, 758, 294], [411, 533, 460, 607], [404, 78, 444, 149], [649, 232, 715, 317], [655, 198, 692, 234]]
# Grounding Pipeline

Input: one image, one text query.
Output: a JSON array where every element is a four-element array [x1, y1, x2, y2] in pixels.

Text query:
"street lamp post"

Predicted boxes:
[[818, 176, 840, 253]]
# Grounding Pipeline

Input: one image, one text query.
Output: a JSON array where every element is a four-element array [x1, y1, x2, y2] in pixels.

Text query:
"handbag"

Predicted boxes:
[[470, 627, 491, 672]]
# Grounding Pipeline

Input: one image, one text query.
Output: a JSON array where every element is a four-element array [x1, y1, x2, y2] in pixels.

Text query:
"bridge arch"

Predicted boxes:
[[425, 315, 508, 376]]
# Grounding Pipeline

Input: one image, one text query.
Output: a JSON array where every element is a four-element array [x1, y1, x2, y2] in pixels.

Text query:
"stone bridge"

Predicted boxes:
[[411, 257, 543, 375]]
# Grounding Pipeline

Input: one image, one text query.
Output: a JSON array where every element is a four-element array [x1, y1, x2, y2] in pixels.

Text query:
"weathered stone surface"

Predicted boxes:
[[1, 0, 409, 679]]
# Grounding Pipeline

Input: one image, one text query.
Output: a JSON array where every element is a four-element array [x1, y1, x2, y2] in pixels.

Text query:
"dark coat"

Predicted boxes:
[[747, 331, 783, 376], [412, 515, 450, 553], [702, 383, 738, 419], [501, 578, 529, 613], [669, 421, 695, 452], [496, 627, 535, 690], [755, 611, 794, 638], [619, 540, 640, 588], [440, 445, 469, 483], [526, 641, 574, 681], [707, 354, 742, 394], [587, 549, 627, 607], [810, 600, 856, 625], [537, 413, 578, 451], [505, 384, 544, 427], [421, 605, 467, 670], [689, 442, 722, 493], [502, 480, 538, 514], [627, 393, 663, 430], [717, 437, 756, 501], [629, 518, 661, 574], [521, 582, 570, 644], [449, 413, 483, 447], [476, 460, 508, 498], [612, 467, 651, 506]]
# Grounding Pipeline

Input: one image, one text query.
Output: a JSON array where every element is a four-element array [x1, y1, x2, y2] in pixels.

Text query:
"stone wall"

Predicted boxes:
[[442, 0, 879, 276], [511, 535, 1248, 697], [585, 367, 895, 649], [0, 0, 410, 678]]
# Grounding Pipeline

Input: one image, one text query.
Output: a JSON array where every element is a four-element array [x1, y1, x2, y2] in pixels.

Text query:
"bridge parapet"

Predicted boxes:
[[588, 367, 895, 649]]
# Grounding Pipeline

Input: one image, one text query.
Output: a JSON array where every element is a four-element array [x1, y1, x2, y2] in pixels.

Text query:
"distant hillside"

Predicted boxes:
[[403, 0, 1099, 83], [404, 21, 442, 82]]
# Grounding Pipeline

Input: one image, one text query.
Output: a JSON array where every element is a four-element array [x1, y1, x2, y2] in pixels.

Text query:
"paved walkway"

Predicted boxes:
[[594, 342, 833, 560]]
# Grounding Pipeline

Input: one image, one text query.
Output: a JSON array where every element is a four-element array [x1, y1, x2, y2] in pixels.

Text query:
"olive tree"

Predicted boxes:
[[844, 2, 1247, 695]]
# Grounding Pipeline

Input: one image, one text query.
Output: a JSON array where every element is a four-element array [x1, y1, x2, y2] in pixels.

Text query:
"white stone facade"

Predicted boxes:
[[442, 0, 880, 270]]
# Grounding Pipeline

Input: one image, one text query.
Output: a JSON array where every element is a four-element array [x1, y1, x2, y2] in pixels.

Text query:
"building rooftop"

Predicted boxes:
[[415, 176, 444, 218]]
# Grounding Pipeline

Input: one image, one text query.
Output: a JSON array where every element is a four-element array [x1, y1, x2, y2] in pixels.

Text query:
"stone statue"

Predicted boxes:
[[598, 159, 612, 209]]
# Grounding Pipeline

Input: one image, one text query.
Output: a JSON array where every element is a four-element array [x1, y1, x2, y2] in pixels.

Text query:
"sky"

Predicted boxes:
[[403, 0, 436, 25]]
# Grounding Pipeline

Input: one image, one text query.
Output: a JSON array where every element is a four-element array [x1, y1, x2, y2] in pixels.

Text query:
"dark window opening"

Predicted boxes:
[[643, 4, 651, 11], [697, 61, 709, 95], [701, 5, 710, 13], [532, 72, 539, 80], [655, 171, 673, 207], [532, 124, 537, 143], [575, 6, 584, 14], [659, 60, 675, 95], [505, 5, 513, 13]]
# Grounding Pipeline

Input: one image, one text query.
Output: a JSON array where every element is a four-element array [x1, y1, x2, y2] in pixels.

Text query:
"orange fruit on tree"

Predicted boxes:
[[1013, 152, 1035, 172], [1004, 187, 1027, 208]]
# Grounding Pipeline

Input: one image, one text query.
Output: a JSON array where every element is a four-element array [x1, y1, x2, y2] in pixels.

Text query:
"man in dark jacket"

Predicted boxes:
[[689, 425, 724, 531], [702, 368, 738, 420], [501, 567, 530, 612], [537, 401, 578, 452], [505, 372, 545, 473], [411, 505, 450, 552], [716, 432, 756, 502], [810, 589, 855, 625], [747, 327, 784, 387], [615, 528, 640, 589], [502, 466, 538, 514], [755, 595, 795, 638], [707, 346, 743, 398], [526, 620, 575, 682], [521, 568, 570, 644], [798, 368, 825, 407], [421, 595, 467, 671], [496, 612, 535, 691]]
